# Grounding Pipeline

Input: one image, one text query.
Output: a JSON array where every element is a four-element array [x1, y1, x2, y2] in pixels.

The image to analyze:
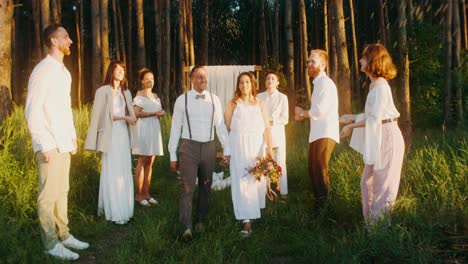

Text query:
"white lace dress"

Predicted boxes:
[[229, 103, 267, 220], [132, 95, 164, 156], [98, 88, 134, 223]]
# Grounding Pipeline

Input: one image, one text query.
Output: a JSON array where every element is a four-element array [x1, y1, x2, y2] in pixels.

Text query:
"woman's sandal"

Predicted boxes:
[[239, 222, 252, 238]]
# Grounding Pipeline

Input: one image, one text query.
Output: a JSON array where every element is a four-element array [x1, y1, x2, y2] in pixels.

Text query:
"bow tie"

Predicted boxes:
[[195, 94, 205, 100]]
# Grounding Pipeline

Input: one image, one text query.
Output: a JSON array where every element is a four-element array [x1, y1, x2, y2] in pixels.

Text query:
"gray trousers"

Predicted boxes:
[[178, 139, 216, 229]]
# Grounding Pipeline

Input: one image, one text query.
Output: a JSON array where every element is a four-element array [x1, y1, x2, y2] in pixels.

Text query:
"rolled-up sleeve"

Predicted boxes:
[[213, 96, 230, 156]]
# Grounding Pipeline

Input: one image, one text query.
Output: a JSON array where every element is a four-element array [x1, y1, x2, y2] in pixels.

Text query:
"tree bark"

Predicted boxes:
[[51, 0, 60, 23], [259, 0, 268, 65], [452, 0, 463, 124], [136, 0, 146, 71], [100, 0, 110, 82], [461, 0, 468, 49], [273, 0, 279, 63], [178, 0, 186, 92], [186, 0, 195, 66], [0, 0, 13, 123], [331, 0, 351, 115], [299, 0, 311, 102], [116, 0, 126, 65], [40, 0, 50, 55], [349, 0, 361, 107], [154, 0, 163, 93], [75, 0, 82, 106], [91, 0, 102, 94], [406, 0, 414, 30], [127, 0, 133, 86], [31, 0, 42, 61], [378, 0, 388, 46], [324, 0, 329, 61], [397, 0, 412, 147], [163, 0, 171, 110], [285, 0, 295, 115], [443, 0, 453, 127], [200, 0, 209, 65], [112, 0, 120, 60]]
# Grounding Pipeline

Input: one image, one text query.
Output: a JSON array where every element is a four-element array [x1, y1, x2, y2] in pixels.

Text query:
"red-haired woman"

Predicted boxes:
[[224, 72, 274, 237], [85, 61, 137, 225], [339, 44, 405, 224]]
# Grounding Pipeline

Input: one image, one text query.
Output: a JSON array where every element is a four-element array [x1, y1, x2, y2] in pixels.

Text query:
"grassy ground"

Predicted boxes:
[[0, 106, 466, 263]]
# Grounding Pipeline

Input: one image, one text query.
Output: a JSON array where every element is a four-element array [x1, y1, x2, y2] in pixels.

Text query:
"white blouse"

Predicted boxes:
[[350, 77, 400, 169]]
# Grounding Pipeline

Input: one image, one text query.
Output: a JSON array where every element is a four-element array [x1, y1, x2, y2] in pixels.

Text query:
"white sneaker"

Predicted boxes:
[[46, 242, 79, 261], [62, 235, 89, 250]]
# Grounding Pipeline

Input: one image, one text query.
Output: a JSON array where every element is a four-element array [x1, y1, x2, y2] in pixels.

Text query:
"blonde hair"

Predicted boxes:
[[361, 44, 397, 80]]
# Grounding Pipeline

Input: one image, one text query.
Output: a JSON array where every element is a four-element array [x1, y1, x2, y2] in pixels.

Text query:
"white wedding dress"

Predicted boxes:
[[229, 103, 267, 220], [98, 88, 134, 223]]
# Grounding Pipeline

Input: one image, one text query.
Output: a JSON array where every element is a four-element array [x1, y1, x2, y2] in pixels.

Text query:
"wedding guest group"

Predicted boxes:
[[132, 67, 166, 207], [25, 24, 89, 261], [339, 44, 405, 224], [84, 61, 137, 226], [168, 66, 231, 240]]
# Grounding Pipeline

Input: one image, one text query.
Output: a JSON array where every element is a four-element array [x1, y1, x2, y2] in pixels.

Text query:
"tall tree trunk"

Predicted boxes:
[[186, 0, 195, 66], [182, 0, 189, 65], [100, 0, 110, 82], [112, 0, 120, 60], [273, 0, 279, 62], [331, 0, 351, 115], [75, 0, 82, 106], [154, 0, 163, 93], [324, 0, 329, 60], [200, 0, 209, 65], [378, 0, 388, 46], [116, 0, 126, 65], [163, 0, 171, 110], [397, 0, 412, 147], [259, 0, 267, 65], [178, 0, 186, 92], [91, 0, 102, 93], [461, 0, 467, 49], [285, 0, 295, 115], [349, 0, 360, 106], [443, 0, 453, 127], [136, 0, 146, 71], [0, 0, 13, 123], [452, 0, 463, 124], [12, 0, 20, 104], [299, 0, 311, 102], [40, 0, 50, 55], [127, 0, 133, 86], [406, 0, 414, 31], [50, 0, 60, 23], [328, 0, 338, 80], [31, 0, 42, 61]]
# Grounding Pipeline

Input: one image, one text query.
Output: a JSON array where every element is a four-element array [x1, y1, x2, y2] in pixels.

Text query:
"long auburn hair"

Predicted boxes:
[[103, 61, 128, 91], [231, 72, 257, 105], [361, 44, 397, 80]]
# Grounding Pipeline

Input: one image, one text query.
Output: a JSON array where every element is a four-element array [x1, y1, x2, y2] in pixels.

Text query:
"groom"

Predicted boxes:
[[25, 24, 89, 261], [168, 66, 230, 240]]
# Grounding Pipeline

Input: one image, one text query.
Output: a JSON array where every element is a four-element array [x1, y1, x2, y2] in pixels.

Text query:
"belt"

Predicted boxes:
[[382, 118, 398, 124]]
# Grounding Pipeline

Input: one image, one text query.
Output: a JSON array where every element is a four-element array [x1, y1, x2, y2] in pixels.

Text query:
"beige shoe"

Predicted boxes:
[[181, 229, 192, 241]]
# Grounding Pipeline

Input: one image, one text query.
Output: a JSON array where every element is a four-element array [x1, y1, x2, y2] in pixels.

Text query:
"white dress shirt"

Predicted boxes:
[[308, 71, 339, 143], [350, 77, 400, 169], [25, 55, 76, 153], [168, 89, 230, 161], [257, 89, 289, 148]]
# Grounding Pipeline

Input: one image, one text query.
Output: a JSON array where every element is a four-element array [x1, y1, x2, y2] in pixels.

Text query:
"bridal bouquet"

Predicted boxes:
[[248, 157, 282, 201]]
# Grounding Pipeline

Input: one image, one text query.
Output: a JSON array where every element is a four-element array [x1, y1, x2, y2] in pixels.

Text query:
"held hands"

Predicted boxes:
[[156, 109, 166, 118], [339, 114, 356, 124], [294, 106, 306, 121]]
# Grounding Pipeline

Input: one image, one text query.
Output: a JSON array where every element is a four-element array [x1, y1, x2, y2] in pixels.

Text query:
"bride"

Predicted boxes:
[[224, 72, 274, 237]]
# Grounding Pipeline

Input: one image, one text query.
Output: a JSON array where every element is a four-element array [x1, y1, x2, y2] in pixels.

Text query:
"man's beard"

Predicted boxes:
[[59, 44, 71, 56], [308, 66, 320, 78]]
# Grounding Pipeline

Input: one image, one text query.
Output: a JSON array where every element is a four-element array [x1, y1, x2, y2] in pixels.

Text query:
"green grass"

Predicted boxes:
[[0, 106, 466, 263]]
